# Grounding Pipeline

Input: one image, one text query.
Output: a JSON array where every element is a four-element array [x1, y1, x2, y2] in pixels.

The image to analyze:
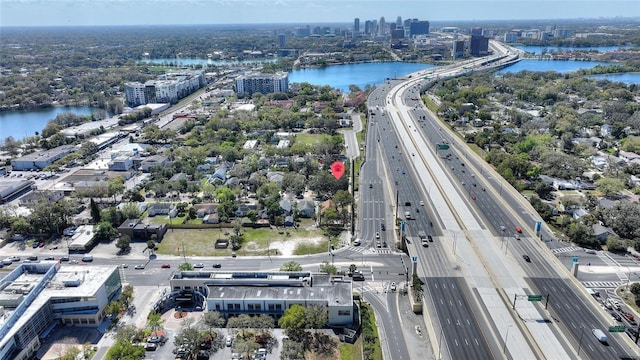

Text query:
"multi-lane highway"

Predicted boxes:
[[366, 39, 640, 359]]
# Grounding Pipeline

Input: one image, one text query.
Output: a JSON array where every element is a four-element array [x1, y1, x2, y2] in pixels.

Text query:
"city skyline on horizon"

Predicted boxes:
[[1, 0, 638, 28]]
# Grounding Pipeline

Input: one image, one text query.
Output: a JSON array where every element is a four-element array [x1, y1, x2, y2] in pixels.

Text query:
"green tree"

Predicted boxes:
[[319, 261, 337, 275], [106, 300, 123, 320], [202, 311, 226, 338], [280, 261, 303, 272], [278, 304, 307, 340], [304, 304, 328, 332], [120, 284, 134, 308], [90, 198, 101, 223], [115, 235, 131, 252], [596, 177, 625, 199], [179, 262, 194, 271], [174, 318, 205, 358], [629, 283, 640, 300], [606, 236, 626, 253], [120, 203, 143, 219], [107, 177, 125, 202], [105, 340, 145, 360], [95, 221, 118, 242], [147, 310, 164, 333], [227, 314, 253, 337]]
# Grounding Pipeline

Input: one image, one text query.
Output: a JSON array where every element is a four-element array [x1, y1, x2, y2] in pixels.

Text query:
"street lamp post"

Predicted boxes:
[[503, 325, 512, 354], [438, 324, 455, 360], [577, 327, 585, 356]]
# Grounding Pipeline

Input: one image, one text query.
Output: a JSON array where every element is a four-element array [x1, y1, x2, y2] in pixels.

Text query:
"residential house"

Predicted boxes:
[[140, 155, 168, 172], [147, 202, 178, 217], [592, 223, 616, 243], [194, 204, 217, 218], [279, 200, 292, 216], [571, 208, 589, 220], [19, 190, 64, 207], [619, 151, 640, 163], [297, 200, 316, 218], [203, 213, 220, 224], [284, 215, 295, 227], [266, 172, 284, 187]]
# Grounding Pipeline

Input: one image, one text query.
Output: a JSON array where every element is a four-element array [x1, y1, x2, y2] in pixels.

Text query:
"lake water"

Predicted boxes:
[[589, 73, 640, 84], [516, 45, 632, 55], [0, 106, 97, 142], [289, 62, 436, 93], [0, 56, 632, 142], [498, 59, 615, 74]]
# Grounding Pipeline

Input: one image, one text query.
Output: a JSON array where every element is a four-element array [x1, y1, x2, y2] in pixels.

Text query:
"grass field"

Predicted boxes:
[[156, 224, 326, 257], [295, 133, 340, 145]]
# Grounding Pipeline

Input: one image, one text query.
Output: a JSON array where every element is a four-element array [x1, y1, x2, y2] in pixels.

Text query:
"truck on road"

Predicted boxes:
[[592, 328, 607, 343]]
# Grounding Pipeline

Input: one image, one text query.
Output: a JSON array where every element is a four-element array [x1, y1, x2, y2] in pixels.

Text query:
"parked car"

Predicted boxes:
[[60, 256, 69, 262], [225, 335, 233, 347], [144, 342, 157, 351], [32, 242, 39, 249]]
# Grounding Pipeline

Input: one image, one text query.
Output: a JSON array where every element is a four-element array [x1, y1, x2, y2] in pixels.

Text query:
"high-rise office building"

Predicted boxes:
[[410, 21, 430, 36], [364, 20, 373, 35], [354, 18, 360, 33], [277, 34, 286, 47], [378, 17, 386, 36], [470, 35, 489, 56], [471, 27, 483, 36], [396, 16, 403, 27]]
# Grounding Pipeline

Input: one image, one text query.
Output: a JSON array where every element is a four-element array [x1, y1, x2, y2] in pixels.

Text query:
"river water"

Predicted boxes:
[[3, 45, 638, 142]]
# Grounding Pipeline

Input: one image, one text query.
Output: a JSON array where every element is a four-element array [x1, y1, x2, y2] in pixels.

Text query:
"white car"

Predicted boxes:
[[390, 282, 397, 292], [225, 335, 233, 347], [420, 200, 424, 206]]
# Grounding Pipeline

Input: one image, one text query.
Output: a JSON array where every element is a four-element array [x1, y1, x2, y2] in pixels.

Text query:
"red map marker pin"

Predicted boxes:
[[330, 161, 345, 180]]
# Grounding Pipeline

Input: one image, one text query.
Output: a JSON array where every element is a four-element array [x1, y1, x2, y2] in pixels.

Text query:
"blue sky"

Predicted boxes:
[[1, 0, 638, 27]]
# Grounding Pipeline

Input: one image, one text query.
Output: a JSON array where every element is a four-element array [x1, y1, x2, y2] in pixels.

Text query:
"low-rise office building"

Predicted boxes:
[[0, 262, 121, 360], [10, 145, 77, 171], [169, 271, 354, 327]]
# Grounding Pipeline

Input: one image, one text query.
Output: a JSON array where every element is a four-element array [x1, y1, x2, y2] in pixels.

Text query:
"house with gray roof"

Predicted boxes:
[[297, 200, 316, 218]]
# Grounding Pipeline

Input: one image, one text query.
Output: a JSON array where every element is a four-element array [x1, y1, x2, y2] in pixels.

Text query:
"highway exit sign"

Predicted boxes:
[[527, 295, 543, 301], [609, 325, 625, 333], [437, 144, 449, 150]]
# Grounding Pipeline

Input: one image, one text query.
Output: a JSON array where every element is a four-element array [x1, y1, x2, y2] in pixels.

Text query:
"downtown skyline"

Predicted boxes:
[[1, 0, 639, 27]]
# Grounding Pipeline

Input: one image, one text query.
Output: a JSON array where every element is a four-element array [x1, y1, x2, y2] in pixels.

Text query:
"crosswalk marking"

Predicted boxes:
[[551, 246, 582, 254], [582, 281, 623, 288]]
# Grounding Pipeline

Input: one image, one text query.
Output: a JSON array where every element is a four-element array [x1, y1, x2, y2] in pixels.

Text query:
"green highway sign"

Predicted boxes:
[[437, 144, 450, 150], [527, 295, 543, 301], [609, 325, 625, 333]]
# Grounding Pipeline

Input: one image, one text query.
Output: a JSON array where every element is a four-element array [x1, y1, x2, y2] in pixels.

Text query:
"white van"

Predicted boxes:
[[81, 255, 93, 262], [592, 328, 607, 343]]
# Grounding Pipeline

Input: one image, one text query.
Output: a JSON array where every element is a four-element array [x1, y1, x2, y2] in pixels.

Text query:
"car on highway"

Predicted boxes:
[[44, 257, 55, 260], [375, 232, 380, 239], [121, 264, 128, 268], [428, 235, 433, 242], [522, 255, 531, 262], [134, 264, 145, 270], [381, 223, 385, 231], [212, 263, 222, 268], [161, 263, 171, 268], [420, 200, 424, 206], [612, 312, 623, 322], [352, 273, 365, 281], [193, 263, 205, 268], [515, 226, 523, 233], [27, 256, 38, 261]]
